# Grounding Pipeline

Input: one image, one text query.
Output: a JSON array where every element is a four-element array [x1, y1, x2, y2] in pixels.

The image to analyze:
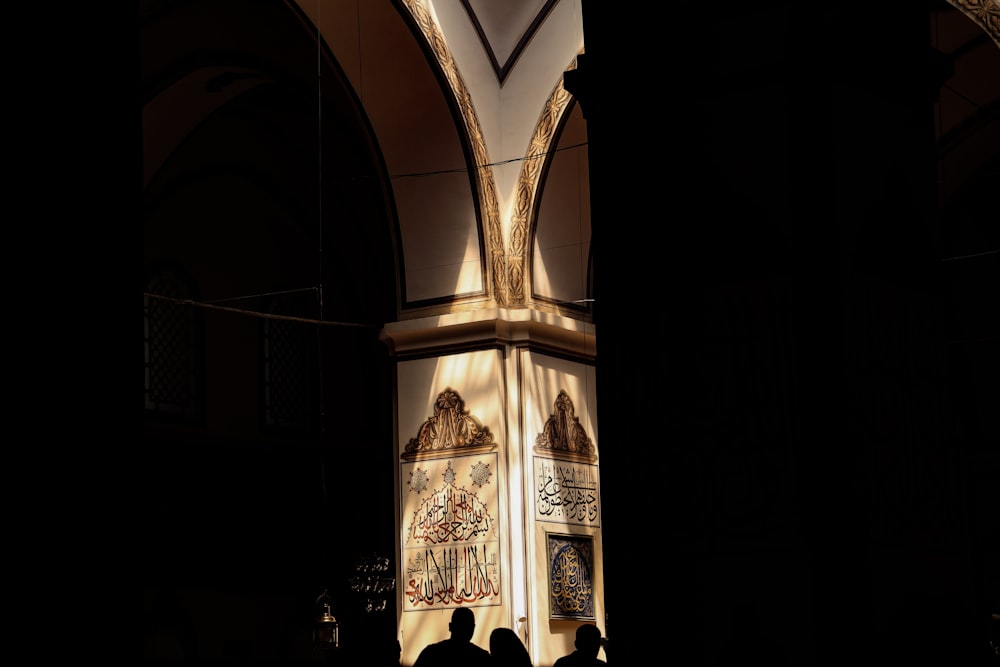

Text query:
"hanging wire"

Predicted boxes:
[[315, 0, 332, 598], [206, 287, 318, 304], [389, 142, 587, 179], [141, 292, 375, 328], [940, 248, 999, 262]]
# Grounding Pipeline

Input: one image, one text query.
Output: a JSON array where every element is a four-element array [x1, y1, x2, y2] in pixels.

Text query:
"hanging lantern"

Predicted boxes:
[[313, 590, 339, 650]]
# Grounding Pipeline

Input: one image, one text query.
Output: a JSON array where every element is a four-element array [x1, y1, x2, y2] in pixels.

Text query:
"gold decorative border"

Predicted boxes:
[[508, 53, 581, 306]]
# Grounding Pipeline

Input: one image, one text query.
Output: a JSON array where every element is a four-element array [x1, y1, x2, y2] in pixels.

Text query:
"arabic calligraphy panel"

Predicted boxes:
[[401, 454, 501, 611], [546, 533, 595, 620], [533, 458, 601, 526]]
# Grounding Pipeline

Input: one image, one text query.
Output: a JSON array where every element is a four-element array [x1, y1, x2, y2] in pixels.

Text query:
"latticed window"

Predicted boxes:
[[263, 293, 318, 433], [144, 270, 201, 417]]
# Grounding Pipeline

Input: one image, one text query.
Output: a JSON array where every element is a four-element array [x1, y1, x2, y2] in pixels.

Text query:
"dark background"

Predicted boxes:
[[582, 2, 998, 666]]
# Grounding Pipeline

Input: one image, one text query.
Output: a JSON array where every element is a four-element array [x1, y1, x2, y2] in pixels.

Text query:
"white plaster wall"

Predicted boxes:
[[531, 100, 590, 304], [519, 349, 603, 666], [395, 349, 511, 663], [300, 0, 485, 305], [429, 0, 584, 219], [496, 0, 584, 214]]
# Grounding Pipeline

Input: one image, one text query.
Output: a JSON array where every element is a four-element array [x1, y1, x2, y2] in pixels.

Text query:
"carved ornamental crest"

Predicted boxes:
[[402, 388, 496, 461], [534, 390, 596, 463]]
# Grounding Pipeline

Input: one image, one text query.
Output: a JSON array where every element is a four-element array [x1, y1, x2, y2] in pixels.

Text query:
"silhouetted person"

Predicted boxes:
[[414, 607, 491, 667], [553, 624, 606, 666], [489, 627, 532, 667]]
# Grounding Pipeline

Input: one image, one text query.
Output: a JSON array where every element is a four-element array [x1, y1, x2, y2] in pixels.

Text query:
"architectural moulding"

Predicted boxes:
[[459, 0, 559, 85], [380, 308, 596, 357]]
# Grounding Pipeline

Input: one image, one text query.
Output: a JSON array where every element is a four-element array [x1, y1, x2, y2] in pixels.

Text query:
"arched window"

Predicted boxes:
[[144, 267, 203, 419]]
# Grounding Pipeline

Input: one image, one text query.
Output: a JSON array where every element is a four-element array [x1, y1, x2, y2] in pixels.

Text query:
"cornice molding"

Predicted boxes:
[[380, 307, 595, 358]]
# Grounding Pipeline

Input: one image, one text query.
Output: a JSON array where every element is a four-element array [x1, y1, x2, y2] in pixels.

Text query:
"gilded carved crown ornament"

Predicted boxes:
[[402, 388, 496, 461], [534, 389, 597, 463]]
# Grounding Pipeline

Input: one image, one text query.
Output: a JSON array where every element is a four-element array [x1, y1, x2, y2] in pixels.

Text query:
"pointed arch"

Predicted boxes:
[[400, 0, 506, 305]]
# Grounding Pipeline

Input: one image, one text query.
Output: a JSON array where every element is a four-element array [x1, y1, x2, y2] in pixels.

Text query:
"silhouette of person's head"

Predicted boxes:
[[489, 627, 531, 666], [574, 624, 602, 657], [449, 607, 476, 642], [413, 607, 491, 667]]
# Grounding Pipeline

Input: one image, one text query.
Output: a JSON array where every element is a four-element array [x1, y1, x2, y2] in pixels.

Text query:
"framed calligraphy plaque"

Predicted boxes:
[[533, 458, 601, 526], [546, 532, 595, 620], [400, 455, 501, 611]]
